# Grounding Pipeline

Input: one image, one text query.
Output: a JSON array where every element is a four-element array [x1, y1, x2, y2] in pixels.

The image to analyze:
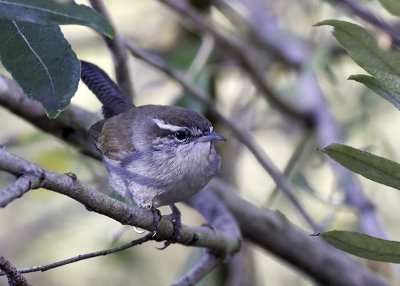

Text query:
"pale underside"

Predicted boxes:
[[103, 141, 221, 207]]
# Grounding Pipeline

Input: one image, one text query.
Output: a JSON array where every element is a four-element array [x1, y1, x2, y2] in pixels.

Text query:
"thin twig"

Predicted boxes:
[[171, 251, 221, 286], [266, 131, 311, 206], [175, 190, 241, 283], [0, 173, 43, 207], [185, 33, 215, 81], [125, 40, 320, 231], [0, 233, 153, 275], [89, 0, 135, 100], [0, 256, 31, 286]]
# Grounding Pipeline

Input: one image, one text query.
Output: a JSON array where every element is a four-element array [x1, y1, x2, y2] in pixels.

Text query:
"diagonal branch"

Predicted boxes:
[[171, 251, 221, 286], [209, 177, 389, 286], [0, 147, 240, 255], [0, 172, 43, 207]]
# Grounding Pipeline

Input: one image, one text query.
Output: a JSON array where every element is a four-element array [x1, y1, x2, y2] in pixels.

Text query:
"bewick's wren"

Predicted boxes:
[[81, 61, 225, 239]]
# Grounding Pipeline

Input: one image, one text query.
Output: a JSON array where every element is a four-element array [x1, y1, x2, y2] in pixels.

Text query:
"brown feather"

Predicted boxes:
[[89, 113, 135, 160]]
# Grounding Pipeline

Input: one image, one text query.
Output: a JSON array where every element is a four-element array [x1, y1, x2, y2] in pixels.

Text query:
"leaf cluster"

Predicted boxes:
[[317, 1, 400, 263]]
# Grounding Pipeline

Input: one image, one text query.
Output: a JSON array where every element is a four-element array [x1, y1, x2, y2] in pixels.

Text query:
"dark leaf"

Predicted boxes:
[[0, 0, 113, 37], [0, 20, 80, 118]]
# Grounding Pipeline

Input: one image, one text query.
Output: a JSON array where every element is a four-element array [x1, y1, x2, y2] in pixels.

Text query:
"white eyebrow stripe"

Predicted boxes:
[[153, 118, 183, 131]]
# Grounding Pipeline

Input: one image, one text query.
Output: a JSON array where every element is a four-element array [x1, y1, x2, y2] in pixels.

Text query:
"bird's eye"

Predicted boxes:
[[175, 130, 188, 142]]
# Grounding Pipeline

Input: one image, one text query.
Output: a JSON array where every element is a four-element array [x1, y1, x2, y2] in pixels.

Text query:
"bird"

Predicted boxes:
[[80, 60, 225, 245]]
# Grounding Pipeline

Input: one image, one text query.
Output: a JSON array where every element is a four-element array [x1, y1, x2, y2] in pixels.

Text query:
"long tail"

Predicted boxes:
[[80, 60, 133, 118]]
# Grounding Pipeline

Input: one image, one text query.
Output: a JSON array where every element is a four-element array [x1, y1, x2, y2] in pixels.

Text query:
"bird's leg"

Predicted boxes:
[[147, 205, 161, 237], [168, 204, 182, 241], [158, 204, 181, 250]]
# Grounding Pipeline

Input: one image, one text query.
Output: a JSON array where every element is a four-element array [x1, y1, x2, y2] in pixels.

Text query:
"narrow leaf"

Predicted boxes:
[[323, 143, 400, 190], [315, 20, 400, 95], [0, 0, 113, 37], [321, 230, 400, 263], [0, 20, 80, 118], [379, 0, 400, 16], [349, 74, 400, 110]]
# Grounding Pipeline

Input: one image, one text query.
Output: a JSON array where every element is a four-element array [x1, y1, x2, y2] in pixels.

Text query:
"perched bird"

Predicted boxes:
[[81, 61, 225, 243]]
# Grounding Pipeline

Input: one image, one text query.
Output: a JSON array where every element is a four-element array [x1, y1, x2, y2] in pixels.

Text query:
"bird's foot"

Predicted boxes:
[[157, 204, 181, 250]]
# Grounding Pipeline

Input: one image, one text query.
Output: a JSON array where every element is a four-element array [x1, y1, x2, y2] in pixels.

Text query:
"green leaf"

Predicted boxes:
[[315, 20, 400, 94], [0, 0, 113, 37], [0, 20, 80, 118], [379, 0, 400, 16], [321, 230, 400, 263], [323, 143, 400, 190], [349, 74, 400, 110]]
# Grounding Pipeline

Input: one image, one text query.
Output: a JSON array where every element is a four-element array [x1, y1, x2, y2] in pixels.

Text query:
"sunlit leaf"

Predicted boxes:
[[321, 230, 400, 263], [0, 0, 113, 37], [379, 0, 400, 16], [349, 74, 400, 110], [0, 20, 80, 118], [323, 143, 400, 190], [315, 20, 400, 95]]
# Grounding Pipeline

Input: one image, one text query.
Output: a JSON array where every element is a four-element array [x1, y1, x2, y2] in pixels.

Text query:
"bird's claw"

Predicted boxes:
[[157, 204, 182, 250]]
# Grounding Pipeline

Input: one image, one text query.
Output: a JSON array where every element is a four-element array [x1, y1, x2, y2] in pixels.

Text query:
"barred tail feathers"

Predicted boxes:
[[80, 60, 133, 118]]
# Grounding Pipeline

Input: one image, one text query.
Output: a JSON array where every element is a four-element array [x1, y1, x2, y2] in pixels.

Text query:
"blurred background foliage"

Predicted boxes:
[[1, 0, 400, 285]]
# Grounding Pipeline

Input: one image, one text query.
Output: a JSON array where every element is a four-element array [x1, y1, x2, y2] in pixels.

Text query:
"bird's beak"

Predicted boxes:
[[197, 131, 226, 142]]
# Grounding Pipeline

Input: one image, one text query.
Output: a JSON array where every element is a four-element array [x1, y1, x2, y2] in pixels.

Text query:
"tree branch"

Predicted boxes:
[[0, 147, 240, 255], [209, 178, 389, 286], [171, 251, 221, 286], [0, 172, 43, 207], [0, 256, 31, 286]]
